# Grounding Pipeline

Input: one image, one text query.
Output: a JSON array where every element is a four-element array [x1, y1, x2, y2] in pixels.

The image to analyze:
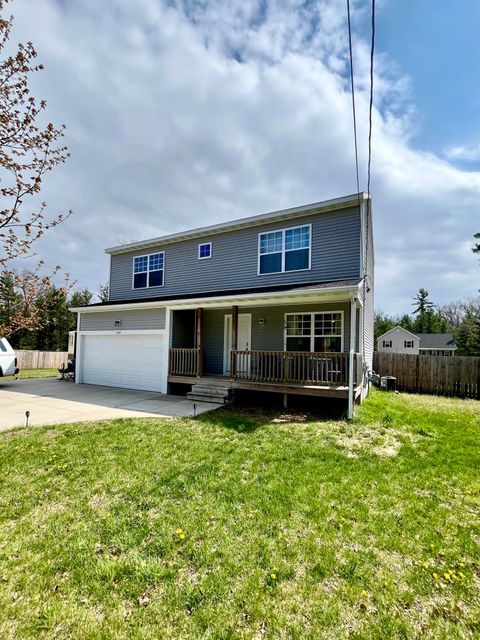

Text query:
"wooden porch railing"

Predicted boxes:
[[231, 351, 360, 386], [169, 348, 200, 376]]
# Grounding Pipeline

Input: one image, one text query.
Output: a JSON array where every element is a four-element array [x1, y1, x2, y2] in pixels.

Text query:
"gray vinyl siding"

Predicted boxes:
[[109, 207, 361, 301], [171, 310, 195, 348], [79, 308, 166, 331], [203, 310, 226, 374], [202, 302, 352, 375]]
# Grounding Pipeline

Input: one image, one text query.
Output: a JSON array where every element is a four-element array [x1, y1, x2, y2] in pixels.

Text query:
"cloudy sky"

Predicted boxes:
[[9, 0, 480, 313]]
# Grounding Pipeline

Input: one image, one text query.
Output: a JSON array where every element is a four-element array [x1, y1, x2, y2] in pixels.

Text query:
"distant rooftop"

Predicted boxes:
[[415, 333, 457, 349]]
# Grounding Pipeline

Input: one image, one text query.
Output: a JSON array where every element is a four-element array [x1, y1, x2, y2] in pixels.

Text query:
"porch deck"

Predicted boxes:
[[168, 348, 363, 399]]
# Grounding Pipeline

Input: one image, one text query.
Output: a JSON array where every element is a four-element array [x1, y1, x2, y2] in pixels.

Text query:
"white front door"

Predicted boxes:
[[224, 313, 251, 375]]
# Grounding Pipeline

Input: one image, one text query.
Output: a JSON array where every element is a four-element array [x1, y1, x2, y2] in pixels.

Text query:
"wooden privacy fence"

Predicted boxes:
[[373, 352, 480, 399], [15, 350, 68, 369]]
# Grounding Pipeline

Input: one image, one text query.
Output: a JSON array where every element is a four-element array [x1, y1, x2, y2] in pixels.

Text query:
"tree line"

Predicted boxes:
[[375, 288, 480, 356], [0, 271, 108, 351]]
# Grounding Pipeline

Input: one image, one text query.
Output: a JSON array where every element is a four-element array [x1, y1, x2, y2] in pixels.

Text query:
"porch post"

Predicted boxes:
[[196, 308, 204, 376], [348, 298, 357, 419], [231, 305, 238, 378]]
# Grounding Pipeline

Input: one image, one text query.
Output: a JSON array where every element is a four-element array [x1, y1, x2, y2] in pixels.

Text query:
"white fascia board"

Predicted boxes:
[[376, 325, 419, 341], [105, 193, 368, 256], [70, 283, 361, 314]]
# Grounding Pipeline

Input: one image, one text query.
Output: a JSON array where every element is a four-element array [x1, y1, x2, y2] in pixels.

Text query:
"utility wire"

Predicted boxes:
[[366, 0, 375, 198], [362, 0, 375, 369], [346, 0, 375, 367], [346, 0, 360, 197]]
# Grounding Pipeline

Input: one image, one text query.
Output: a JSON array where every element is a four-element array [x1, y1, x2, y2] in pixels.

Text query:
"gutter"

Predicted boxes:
[[70, 282, 362, 314]]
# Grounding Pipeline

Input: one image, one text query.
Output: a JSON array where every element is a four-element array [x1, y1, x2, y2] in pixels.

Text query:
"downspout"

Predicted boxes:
[[348, 295, 357, 419]]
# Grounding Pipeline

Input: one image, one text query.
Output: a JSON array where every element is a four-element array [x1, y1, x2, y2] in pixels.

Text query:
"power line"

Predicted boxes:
[[346, 0, 360, 196], [362, 0, 375, 373], [345, 0, 376, 371], [367, 0, 375, 198]]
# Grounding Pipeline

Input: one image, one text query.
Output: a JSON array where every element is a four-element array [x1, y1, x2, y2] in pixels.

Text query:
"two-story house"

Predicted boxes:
[[71, 192, 374, 416], [377, 326, 457, 356]]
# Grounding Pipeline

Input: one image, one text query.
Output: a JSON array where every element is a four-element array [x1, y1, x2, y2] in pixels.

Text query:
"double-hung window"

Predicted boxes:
[[404, 340, 414, 348], [259, 224, 310, 274], [285, 312, 342, 352], [383, 340, 392, 348], [133, 252, 164, 289]]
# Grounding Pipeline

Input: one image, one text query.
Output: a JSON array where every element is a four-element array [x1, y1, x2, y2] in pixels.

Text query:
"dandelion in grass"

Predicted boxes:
[[361, 589, 368, 597]]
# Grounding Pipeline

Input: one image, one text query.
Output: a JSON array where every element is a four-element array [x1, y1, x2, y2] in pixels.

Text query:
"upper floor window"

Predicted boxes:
[[258, 224, 311, 274], [383, 340, 392, 348], [198, 242, 212, 259], [404, 340, 414, 348], [133, 252, 164, 289]]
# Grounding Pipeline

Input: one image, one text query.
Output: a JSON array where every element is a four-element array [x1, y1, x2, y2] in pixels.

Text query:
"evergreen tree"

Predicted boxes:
[[374, 312, 396, 343], [412, 289, 436, 333], [98, 283, 109, 303]]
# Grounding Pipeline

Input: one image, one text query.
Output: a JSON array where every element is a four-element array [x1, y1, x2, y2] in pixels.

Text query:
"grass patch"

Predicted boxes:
[[18, 368, 58, 379], [0, 389, 478, 638]]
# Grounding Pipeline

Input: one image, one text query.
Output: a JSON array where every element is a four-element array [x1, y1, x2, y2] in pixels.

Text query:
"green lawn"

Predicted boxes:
[[0, 390, 478, 639], [18, 367, 58, 379]]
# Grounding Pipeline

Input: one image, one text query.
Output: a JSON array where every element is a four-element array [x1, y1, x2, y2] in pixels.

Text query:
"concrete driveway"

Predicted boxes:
[[0, 378, 217, 431]]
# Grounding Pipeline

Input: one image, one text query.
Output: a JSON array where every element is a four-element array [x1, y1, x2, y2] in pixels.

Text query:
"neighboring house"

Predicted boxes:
[[377, 326, 456, 356], [377, 326, 420, 354], [416, 333, 457, 356], [71, 192, 374, 416]]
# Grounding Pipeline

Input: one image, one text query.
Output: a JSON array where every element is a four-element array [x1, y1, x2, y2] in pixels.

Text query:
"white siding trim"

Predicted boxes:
[[162, 308, 172, 393], [70, 283, 361, 314], [75, 312, 81, 384], [77, 330, 165, 336], [348, 298, 356, 419]]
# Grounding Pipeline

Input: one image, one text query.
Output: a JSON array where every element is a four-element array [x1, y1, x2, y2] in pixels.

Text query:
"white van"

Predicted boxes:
[[0, 337, 19, 377]]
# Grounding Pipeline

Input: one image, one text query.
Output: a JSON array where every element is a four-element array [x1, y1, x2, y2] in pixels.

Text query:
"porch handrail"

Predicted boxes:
[[169, 348, 200, 376], [231, 350, 359, 386]]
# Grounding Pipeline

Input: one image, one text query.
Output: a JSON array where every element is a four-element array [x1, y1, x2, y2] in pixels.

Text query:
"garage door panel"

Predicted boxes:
[[82, 334, 165, 392]]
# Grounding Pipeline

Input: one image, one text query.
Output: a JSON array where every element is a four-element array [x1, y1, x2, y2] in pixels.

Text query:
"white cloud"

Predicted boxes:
[[444, 144, 480, 162], [6, 0, 480, 314]]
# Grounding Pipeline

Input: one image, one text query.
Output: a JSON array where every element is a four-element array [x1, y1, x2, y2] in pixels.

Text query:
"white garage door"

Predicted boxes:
[[81, 333, 165, 392]]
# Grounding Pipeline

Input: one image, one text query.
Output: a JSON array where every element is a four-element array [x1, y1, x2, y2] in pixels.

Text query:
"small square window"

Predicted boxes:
[[383, 340, 392, 348], [198, 242, 212, 259], [404, 340, 414, 348]]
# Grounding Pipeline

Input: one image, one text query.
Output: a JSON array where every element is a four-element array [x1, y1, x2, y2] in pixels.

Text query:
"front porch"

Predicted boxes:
[[168, 299, 365, 404]]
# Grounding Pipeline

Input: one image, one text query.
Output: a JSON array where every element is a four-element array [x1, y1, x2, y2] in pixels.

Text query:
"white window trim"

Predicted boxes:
[[283, 310, 344, 352], [132, 251, 165, 290], [404, 340, 414, 348], [198, 241, 212, 260], [257, 223, 312, 276], [383, 340, 392, 348]]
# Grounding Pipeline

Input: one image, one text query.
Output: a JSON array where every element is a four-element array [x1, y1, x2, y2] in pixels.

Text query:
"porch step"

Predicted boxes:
[[187, 383, 232, 405]]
